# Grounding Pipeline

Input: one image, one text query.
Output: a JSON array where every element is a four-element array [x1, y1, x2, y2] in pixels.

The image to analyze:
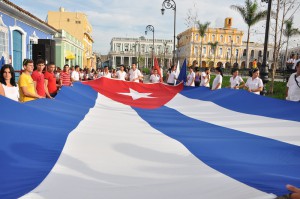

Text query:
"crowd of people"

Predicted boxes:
[[0, 58, 299, 103]]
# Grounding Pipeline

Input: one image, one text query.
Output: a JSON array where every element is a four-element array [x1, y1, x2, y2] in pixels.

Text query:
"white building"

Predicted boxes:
[[109, 36, 173, 68]]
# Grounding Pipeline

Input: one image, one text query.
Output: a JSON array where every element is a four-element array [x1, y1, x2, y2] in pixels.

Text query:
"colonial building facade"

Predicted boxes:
[[53, 29, 84, 68], [47, 7, 94, 68], [0, 0, 57, 76], [177, 18, 273, 68], [109, 36, 173, 68]]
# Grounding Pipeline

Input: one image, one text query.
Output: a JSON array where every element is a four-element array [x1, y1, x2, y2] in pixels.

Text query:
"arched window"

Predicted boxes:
[[194, 46, 198, 56], [220, 35, 224, 42], [195, 34, 199, 41], [228, 35, 232, 43], [212, 35, 215, 42], [237, 36, 240, 43], [0, 15, 8, 64], [13, 30, 23, 71], [250, 50, 255, 58], [204, 34, 207, 41], [219, 47, 223, 57], [203, 47, 207, 55]]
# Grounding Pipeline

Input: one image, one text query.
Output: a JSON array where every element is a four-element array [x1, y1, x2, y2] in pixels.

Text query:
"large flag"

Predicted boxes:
[[1, 78, 300, 199], [177, 58, 187, 84]]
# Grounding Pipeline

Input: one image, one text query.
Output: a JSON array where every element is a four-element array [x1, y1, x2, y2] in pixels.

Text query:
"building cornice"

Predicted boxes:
[[0, 0, 57, 34]]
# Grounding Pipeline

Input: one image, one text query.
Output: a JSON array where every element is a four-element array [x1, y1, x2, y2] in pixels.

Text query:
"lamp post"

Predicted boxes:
[[230, 40, 233, 67], [163, 41, 168, 71], [260, 0, 272, 95], [235, 49, 238, 67], [161, 0, 176, 65], [145, 25, 154, 68], [134, 41, 140, 67], [176, 35, 182, 63]]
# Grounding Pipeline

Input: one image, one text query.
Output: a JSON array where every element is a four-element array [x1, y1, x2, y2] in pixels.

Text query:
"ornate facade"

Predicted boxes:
[[109, 36, 173, 68], [177, 18, 273, 68]]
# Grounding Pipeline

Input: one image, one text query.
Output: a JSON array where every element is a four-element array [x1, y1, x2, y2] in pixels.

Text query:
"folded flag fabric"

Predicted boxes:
[[0, 77, 299, 199]]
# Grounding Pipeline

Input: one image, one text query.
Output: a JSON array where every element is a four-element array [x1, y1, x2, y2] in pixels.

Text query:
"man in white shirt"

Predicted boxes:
[[101, 66, 112, 78], [150, 69, 161, 83], [71, 65, 80, 82], [116, 65, 127, 81], [286, 61, 300, 101], [166, 65, 177, 85], [129, 63, 142, 83]]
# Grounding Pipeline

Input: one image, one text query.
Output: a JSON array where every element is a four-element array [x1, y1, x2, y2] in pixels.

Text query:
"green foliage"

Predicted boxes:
[[142, 67, 151, 75]]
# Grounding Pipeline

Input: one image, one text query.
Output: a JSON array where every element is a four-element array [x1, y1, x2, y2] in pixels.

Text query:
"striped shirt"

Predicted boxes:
[[60, 72, 71, 86]]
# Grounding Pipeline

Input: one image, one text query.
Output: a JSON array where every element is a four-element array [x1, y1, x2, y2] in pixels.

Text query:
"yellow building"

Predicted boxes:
[[177, 18, 244, 68], [47, 7, 94, 68]]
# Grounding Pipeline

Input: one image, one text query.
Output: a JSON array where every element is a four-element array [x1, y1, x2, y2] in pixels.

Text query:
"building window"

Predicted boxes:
[[204, 34, 207, 41], [237, 36, 240, 43], [13, 30, 22, 71], [220, 35, 224, 42], [0, 15, 8, 63], [194, 46, 198, 56], [195, 34, 199, 41], [75, 21, 81, 24], [228, 36, 232, 43], [124, 44, 129, 52], [219, 48, 223, 57], [250, 50, 255, 58], [212, 35, 215, 42], [203, 47, 207, 55], [236, 49, 239, 57], [116, 45, 121, 52]]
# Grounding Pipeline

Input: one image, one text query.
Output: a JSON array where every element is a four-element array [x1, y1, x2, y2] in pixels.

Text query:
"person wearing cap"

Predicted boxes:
[[116, 65, 127, 81], [286, 61, 300, 102]]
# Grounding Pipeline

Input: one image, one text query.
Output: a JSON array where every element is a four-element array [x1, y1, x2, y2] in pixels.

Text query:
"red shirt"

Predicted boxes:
[[44, 71, 57, 94], [60, 72, 71, 86], [31, 70, 45, 97]]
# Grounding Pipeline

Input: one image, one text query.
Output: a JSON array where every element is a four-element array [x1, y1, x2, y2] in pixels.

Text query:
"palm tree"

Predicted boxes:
[[284, 17, 300, 64], [231, 0, 267, 68], [208, 41, 218, 67], [196, 21, 210, 68]]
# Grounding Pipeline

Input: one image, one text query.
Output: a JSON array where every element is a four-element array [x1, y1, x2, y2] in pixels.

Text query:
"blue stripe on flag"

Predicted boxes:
[[133, 105, 300, 196], [180, 87, 300, 122], [0, 83, 98, 199]]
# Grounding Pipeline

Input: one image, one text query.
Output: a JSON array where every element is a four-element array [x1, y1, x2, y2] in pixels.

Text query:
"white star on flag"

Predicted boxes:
[[118, 88, 156, 100]]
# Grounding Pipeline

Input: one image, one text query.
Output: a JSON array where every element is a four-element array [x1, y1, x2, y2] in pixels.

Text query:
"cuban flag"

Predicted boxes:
[[1, 78, 299, 199]]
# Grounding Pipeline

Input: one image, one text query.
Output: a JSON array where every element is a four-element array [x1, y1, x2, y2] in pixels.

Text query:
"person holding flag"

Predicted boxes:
[[152, 57, 163, 83]]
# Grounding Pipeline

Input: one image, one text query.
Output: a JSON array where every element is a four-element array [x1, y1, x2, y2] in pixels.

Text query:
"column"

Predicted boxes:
[[129, 56, 132, 66], [121, 56, 124, 65]]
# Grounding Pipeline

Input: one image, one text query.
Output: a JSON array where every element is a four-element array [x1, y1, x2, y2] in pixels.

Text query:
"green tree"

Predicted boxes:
[[283, 17, 300, 64], [208, 41, 218, 67], [196, 21, 210, 68], [231, 0, 268, 68]]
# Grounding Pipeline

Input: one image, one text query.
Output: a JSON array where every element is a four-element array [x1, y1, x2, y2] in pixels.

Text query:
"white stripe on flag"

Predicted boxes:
[[166, 94, 300, 146], [22, 94, 275, 199]]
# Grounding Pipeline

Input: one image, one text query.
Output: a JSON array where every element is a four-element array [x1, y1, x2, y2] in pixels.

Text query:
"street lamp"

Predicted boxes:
[[163, 41, 168, 70], [161, 0, 176, 65], [176, 35, 182, 63], [230, 40, 233, 67], [260, 0, 272, 95], [235, 49, 238, 67], [134, 41, 140, 67], [145, 25, 154, 68]]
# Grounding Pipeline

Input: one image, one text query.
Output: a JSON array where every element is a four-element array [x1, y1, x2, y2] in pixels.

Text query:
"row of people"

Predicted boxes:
[[165, 62, 300, 101], [1, 60, 299, 102]]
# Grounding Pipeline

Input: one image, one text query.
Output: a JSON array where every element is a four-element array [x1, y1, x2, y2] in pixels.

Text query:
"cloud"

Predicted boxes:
[[8, 0, 300, 54]]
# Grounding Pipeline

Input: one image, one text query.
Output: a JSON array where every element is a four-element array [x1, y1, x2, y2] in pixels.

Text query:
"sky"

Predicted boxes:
[[8, 0, 300, 55]]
